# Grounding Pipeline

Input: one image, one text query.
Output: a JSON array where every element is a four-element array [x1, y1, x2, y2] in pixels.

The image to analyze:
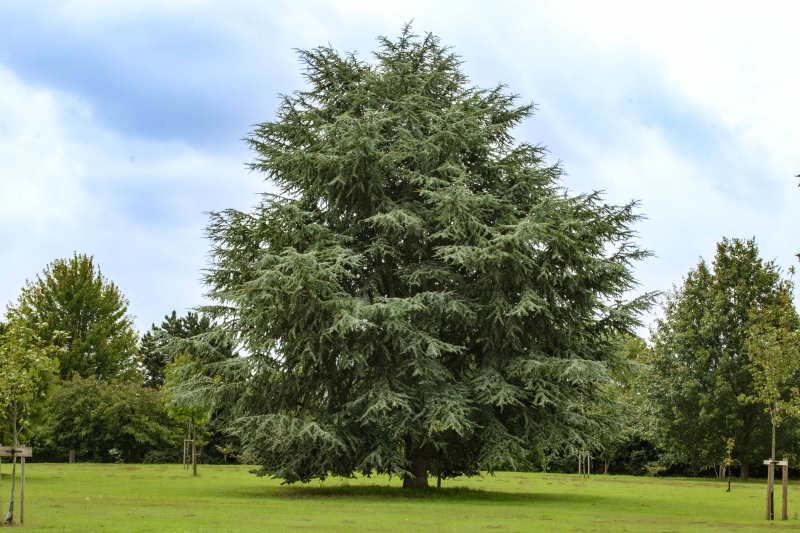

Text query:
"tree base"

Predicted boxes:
[[403, 473, 429, 488], [402, 448, 429, 488]]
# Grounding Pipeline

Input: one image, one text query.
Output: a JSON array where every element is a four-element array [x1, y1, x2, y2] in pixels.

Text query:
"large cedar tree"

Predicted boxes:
[[201, 28, 653, 487]]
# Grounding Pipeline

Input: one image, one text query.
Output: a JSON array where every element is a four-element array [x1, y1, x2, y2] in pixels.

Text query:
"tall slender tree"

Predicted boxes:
[[199, 26, 654, 488], [0, 314, 60, 523], [745, 286, 800, 463], [15, 254, 138, 381]]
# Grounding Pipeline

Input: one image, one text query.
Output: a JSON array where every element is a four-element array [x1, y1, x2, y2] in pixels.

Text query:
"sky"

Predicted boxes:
[[1, 0, 798, 334]]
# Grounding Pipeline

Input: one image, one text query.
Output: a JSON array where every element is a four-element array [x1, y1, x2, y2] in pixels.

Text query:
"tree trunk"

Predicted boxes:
[[402, 438, 428, 489], [191, 420, 197, 477], [69, 449, 76, 464], [604, 459, 610, 475], [403, 451, 428, 488], [5, 404, 18, 524], [772, 416, 777, 462], [741, 460, 749, 481]]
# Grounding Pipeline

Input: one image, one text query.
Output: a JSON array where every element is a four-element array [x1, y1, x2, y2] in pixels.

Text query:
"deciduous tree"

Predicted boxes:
[[597, 336, 647, 475], [643, 238, 799, 480], [0, 313, 60, 524], [15, 254, 138, 381], [164, 354, 212, 475], [744, 285, 800, 461], [41, 375, 180, 463]]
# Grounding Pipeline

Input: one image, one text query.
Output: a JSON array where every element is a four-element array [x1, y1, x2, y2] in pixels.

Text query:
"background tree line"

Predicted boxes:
[[0, 253, 240, 465], [585, 238, 800, 481]]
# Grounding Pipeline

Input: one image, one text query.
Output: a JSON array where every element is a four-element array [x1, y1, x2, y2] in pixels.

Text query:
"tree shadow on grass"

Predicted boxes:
[[234, 483, 605, 505]]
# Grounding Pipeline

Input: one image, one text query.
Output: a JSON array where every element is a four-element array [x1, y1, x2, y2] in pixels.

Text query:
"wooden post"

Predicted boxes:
[[0, 446, 32, 525], [764, 459, 786, 520], [9, 454, 15, 524], [727, 459, 731, 492], [20, 457, 24, 525], [192, 439, 197, 476], [766, 461, 775, 520], [782, 457, 789, 521]]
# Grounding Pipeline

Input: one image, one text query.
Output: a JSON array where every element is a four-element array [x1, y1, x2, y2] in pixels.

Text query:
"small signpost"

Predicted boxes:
[[0, 446, 32, 525], [763, 458, 789, 521]]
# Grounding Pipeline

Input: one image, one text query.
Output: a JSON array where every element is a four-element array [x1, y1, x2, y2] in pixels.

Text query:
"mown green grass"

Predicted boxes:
[[2, 463, 799, 531]]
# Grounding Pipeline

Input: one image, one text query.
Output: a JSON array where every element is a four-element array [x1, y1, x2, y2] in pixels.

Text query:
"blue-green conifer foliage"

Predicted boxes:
[[201, 27, 654, 487]]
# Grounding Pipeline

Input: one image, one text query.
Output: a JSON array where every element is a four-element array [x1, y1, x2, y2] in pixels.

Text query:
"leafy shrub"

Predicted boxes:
[[40, 375, 182, 462]]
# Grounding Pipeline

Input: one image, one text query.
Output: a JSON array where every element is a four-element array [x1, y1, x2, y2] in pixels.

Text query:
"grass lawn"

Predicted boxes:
[[2, 463, 799, 531]]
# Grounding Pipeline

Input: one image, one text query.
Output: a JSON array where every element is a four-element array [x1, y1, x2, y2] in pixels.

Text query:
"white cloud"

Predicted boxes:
[[0, 66, 260, 331], [545, 0, 800, 164], [2, 1, 798, 331], [0, 69, 90, 232]]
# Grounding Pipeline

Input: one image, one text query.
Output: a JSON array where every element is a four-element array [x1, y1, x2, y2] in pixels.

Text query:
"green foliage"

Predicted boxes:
[[163, 353, 212, 426], [0, 313, 61, 443], [141, 449, 183, 464], [643, 237, 800, 479], [14, 254, 139, 381], [743, 283, 800, 458], [162, 352, 219, 467], [596, 336, 647, 473], [0, 312, 62, 524], [40, 375, 181, 463], [139, 311, 227, 388], [155, 314, 240, 465], [200, 26, 654, 486]]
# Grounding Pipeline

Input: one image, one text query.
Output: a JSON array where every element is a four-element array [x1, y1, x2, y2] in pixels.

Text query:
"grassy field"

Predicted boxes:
[[2, 463, 799, 531]]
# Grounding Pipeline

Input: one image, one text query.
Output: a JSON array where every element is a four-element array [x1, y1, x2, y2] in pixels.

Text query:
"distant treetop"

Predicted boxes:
[[12, 253, 138, 381]]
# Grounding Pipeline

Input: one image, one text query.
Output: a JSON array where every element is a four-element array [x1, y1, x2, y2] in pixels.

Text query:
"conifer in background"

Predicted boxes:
[[140, 311, 231, 388], [145, 311, 237, 464], [200, 26, 654, 487]]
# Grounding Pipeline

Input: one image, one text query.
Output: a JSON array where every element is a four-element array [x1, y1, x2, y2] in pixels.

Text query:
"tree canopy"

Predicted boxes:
[[140, 311, 229, 388], [41, 375, 180, 463], [196, 27, 653, 488], [0, 314, 61, 443], [14, 254, 139, 381], [744, 279, 800, 461], [643, 238, 800, 480], [0, 313, 60, 524]]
